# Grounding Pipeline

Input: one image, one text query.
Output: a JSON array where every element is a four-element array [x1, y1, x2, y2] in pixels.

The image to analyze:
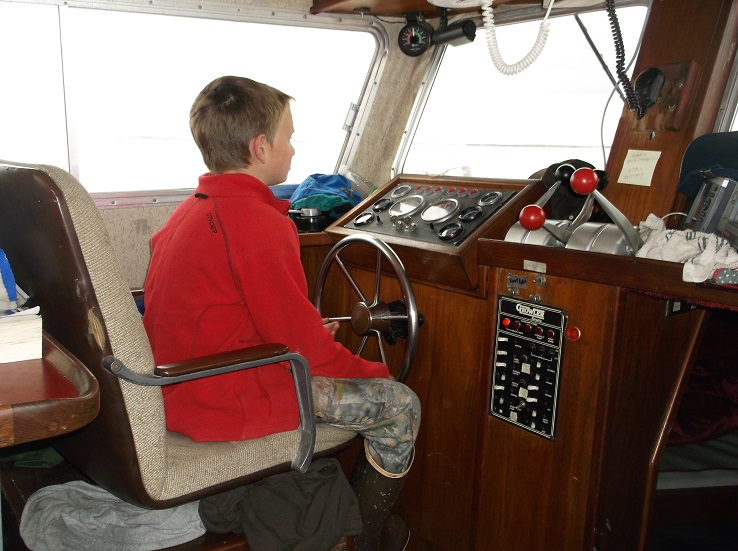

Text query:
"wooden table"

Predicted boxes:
[[0, 332, 99, 448], [0, 333, 99, 550]]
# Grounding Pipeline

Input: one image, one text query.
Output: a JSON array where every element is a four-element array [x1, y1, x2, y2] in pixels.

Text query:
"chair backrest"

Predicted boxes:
[[0, 160, 167, 505], [678, 130, 738, 195], [0, 160, 357, 508]]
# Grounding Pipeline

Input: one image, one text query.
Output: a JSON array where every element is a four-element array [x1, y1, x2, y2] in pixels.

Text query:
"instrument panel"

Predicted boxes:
[[490, 296, 566, 439], [345, 181, 517, 246]]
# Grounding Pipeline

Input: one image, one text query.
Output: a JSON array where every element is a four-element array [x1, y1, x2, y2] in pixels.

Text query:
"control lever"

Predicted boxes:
[[507, 165, 641, 256], [567, 167, 641, 255], [505, 163, 583, 247]]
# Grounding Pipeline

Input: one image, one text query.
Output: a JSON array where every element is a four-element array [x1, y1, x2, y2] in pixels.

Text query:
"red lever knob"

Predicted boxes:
[[570, 167, 599, 195], [519, 204, 546, 231]]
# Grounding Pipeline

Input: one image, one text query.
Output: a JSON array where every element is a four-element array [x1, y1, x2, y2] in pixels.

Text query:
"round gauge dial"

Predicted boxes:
[[389, 195, 425, 218], [459, 206, 483, 222], [354, 212, 375, 226], [391, 184, 413, 199], [372, 197, 392, 212], [421, 198, 459, 223], [398, 22, 433, 57], [479, 191, 502, 207], [438, 223, 463, 241]]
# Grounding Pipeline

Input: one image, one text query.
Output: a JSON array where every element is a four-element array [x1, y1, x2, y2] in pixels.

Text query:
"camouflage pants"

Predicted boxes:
[[311, 377, 420, 475]]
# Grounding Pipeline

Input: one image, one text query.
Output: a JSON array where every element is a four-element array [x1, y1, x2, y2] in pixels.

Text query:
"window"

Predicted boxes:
[[1, 2, 379, 193], [0, 2, 68, 170], [398, 5, 648, 180]]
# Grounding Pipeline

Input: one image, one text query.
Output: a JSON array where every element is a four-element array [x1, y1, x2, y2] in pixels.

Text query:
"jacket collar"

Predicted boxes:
[[195, 173, 290, 215]]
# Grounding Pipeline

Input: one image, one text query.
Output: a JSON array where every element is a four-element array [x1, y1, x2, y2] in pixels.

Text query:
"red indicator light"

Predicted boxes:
[[566, 326, 581, 341], [502, 317, 511, 327]]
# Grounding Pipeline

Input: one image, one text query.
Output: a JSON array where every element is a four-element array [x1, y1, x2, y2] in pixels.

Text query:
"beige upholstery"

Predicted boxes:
[[0, 160, 355, 507]]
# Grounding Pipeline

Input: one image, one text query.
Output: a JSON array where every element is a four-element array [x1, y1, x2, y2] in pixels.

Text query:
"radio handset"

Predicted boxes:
[[633, 67, 665, 113]]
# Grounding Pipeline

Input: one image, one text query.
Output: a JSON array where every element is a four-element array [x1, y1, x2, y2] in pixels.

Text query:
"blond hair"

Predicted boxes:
[[190, 76, 292, 173]]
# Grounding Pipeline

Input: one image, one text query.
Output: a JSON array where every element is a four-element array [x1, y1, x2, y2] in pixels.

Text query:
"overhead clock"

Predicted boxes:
[[398, 20, 433, 57]]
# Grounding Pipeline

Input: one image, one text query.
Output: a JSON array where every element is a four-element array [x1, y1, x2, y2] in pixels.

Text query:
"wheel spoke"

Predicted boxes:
[[372, 250, 382, 304], [375, 314, 408, 321], [357, 334, 369, 355], [373, 331, 388, 365], [336, 255, 367, 302]]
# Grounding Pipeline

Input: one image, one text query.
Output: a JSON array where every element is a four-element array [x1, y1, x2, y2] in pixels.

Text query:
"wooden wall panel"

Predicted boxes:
[[603, 0, 738, 224], [473, 271, 619, 550]]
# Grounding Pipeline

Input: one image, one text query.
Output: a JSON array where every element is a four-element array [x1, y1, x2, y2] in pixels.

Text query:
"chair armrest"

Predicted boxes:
[[155, 344, 290, 377], [102, 345, 315, 473]]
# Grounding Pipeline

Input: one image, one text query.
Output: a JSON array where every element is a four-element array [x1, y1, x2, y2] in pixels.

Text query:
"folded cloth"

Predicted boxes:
[[20, 480, 205, 551], [290, 174, 361, 207], [636, 214, 738, 283], [0, 248, 17, 310], [710, 268, 738, 288], [199, 458, 361, 551]]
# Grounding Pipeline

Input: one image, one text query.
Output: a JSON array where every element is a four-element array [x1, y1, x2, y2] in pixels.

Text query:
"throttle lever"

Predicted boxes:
[[515, 163, 594, 245], [569, 168, 641, 255]]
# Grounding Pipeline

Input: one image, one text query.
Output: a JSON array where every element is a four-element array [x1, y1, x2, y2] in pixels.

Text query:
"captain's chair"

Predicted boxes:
[[0, 160, 356, 511]]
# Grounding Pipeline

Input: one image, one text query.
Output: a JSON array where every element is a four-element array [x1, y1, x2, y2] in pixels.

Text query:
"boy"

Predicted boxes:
[[142, 76, 420, 551]]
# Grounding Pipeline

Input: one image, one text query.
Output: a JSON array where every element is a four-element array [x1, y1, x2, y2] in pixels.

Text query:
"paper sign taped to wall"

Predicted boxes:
[[617, 149, 662, 186]]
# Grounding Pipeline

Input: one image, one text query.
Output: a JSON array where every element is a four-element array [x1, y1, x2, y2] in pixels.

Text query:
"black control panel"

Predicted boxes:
[[346, 182, 516, 246], [490, 296, 567, 439]]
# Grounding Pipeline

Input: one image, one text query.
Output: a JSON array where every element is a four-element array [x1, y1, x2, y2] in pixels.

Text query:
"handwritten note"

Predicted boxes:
[[618, 149, 662, 187]]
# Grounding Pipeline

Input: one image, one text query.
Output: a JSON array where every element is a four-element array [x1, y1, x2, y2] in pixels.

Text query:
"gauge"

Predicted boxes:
[[459, 206, 483, 222], [391, 184, 412, 199], [438, 222, 463, 241], [389, 195, 425, 218], [390, 184, 413, 199], [354, 212, 375, 226], [372, 197, 392, 212], [479, 191, 502, 207], [421, 198, 459, 224], [398, 21, 433, 57]]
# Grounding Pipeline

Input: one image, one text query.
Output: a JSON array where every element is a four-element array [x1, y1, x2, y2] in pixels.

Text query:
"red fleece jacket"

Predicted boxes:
[[142, 173, 388, 442]]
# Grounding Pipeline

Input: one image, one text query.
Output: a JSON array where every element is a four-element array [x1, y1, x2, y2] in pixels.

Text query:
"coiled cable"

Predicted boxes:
[[607, 0, 642, 116], [481, 0, 556, 75]]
